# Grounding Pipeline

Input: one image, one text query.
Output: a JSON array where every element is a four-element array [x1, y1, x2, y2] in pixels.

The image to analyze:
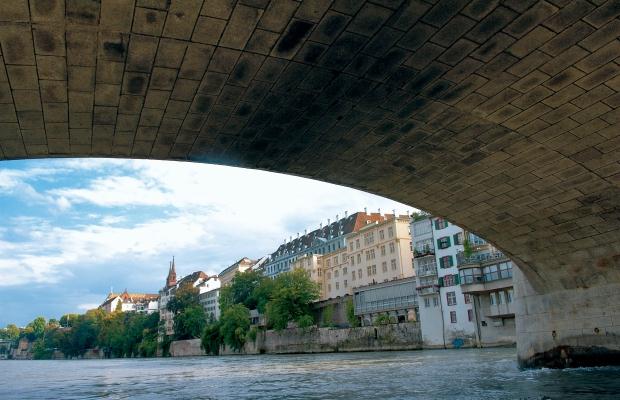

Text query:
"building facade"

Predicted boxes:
[[218, 257, 257, 287], [411, 215, 515, 348], [263, 211, 386, 279], [353, 276, 418, 325], [198, 276, 221, 321], [99, 290, 159, 314]]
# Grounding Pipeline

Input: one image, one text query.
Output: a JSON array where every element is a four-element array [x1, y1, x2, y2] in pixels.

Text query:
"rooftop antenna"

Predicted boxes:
[[378, 207, 381, 215], [345, 210, 348, 217], [364, 207, 367, 214]]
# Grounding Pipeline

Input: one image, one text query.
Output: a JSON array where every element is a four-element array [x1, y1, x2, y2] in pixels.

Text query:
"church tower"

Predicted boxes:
[[166, 257, 177, 288]]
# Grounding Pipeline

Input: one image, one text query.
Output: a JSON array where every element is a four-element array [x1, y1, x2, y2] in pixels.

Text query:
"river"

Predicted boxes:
[[1, 348, 619, 399]]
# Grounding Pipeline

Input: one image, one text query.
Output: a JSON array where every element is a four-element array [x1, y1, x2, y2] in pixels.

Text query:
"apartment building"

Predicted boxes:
[[411, 215, 515, 348], [198, 276, 222, 321]]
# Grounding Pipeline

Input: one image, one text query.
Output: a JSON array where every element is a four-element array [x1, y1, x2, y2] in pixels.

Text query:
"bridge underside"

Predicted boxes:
[[2, 0, 620, 367]]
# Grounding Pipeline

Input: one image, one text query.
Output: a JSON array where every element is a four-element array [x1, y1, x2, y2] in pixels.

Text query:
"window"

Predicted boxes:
[[364, 231, 375, 245], [388, 227, 394, 237], [307, 259, 311, 267], [334, 270, 339, 278], [391, 259, 397, 270], [327, 272, 331, 279], [424, 298, 430, 308], [358, 269, 362, 279], [328, 284, 331, 292], [506, 289, 513, 303], [326, 259, 331, 268], [333, 256, 338, 265], [490, 292, 496, 305], [381, 245, 386, 256], [437, 236, 451, 249], [379, 230, 385, 240], [468, 309, 473, 322], [413, 220, 432, 236], [435, 218, 449, 230], [389, 242, 395, 253], [349, 243, 353, 251], [382, 262, 387, 272], [497, 291, 503, 305], [352, 272, 356, 281], [357, 254, 361, 263], [464, 294, 472, 304], [453, 232, 463, 245], [370, 249, 375, 259], [336, 282, 339, 290], [439, 256, 454, 268], [450, 311, 457, 323], [433, 297, 439, 307], [446, 291, 457, 306], [356, 239, 360, 249], [343, 267, 347, 274], [344, 280, 348, 288], [443, 274, 455, 287], [372, 265, 376, 275]]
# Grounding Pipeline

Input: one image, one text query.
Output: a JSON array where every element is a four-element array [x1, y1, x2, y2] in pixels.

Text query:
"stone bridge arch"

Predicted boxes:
[[1, 0, 620, 367]]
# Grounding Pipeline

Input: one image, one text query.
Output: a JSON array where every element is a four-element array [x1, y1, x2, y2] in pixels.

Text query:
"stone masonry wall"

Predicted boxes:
[[170, 322, 422, 357]]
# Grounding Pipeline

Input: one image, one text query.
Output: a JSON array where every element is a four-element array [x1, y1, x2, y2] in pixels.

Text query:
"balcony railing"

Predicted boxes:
[[460, 268, 513, 285], [414, 248, 435, 257], [416, 266, 438, 277], [457, 251, 507, 267], [416, 285, 439, 295]]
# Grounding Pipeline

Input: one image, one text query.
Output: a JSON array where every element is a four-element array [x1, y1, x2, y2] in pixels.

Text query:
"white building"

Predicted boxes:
[[99, 290, 159, 314], [198, 276, 221, 321], [411, 215, 515, 348]]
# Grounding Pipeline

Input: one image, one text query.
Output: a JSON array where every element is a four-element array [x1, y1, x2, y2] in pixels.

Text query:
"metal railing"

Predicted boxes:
[[460, 267, 513, 284], [416, 285, 439, 295], [457, 251, 507, 266], [416, 266, 438, 277]]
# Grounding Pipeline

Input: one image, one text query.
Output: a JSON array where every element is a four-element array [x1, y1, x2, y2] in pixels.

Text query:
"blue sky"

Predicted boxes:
[[0, 159, 411, 327]]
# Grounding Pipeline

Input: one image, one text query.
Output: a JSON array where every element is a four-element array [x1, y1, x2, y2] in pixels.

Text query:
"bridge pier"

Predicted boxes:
[[514, 268, 620, 368]]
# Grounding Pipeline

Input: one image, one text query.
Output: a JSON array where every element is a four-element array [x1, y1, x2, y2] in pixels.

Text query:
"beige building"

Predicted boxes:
[[292, 215, 415, 302], [218, 257, 257, 286], [99, 290, 159, 314]]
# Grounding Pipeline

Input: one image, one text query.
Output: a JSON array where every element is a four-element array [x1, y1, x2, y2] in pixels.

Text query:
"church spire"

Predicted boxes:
[[166, 257, 177, 287]]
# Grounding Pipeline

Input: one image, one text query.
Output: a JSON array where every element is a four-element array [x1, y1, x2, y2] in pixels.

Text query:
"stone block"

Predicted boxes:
[[43, 103, 68, 123], [466, 6, 516, 44], [96, 61, 124, 84], [540, 21, 594, 56], [30, 0, 65, 23], [93, 106, 117, 125], [219, 4, 264, 50], [544, 67, 584, 91], [40, 80, 67, 103], [149, 67, 177, 91], [258, 0, 298, 32], [584, 1, 620, 28], [0, 25, 36, 65], [17, 110, 44, 129], [68, 66, 95, 92], [162, 0, 202, 40], [421, 0, 469, 27], [580, 19, 620, 51], [575, 40, 620, 73], [13, 90, 41, 111], [508, 26, 556, 57], [6, 66, 39, 90], [144, 89, 170, 109], [32, 26, 66, 57], [171, 79, 199, 101], [98, 32, 129, 62], [132, 7, 167, 36], [126, 35, 158, 73], [95, 83, 121, 106], [179, 43, 214, 80], [543, 0, 594, 32], [66, 30, 97, 66], [100, 0, 135, 32], [139, 107, 164, 126], [0, 1, 31, 21], [245, 29, 279, 55], [504, 1, 558, 37], [154, 39, 186, 69], [68, 91, 94, 113]]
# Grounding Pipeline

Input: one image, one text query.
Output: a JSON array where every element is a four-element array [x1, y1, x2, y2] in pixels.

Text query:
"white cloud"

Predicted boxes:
[[77, 303, 100, 311], [0, 159, 414, 292]]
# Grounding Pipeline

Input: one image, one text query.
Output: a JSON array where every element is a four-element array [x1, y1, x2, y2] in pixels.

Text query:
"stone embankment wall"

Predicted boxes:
[[170, 322, 422, 357]]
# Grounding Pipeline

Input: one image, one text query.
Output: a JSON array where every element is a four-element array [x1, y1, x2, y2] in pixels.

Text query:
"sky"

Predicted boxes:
[[0, 158, 412, 327]]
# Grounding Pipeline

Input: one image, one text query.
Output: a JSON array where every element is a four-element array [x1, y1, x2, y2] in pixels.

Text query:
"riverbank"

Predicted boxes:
[[170, 322, 422, 357]]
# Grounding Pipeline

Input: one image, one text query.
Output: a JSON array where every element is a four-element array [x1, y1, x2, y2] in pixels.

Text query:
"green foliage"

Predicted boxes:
[[0, 324, 20, 341], [266, 268, 320, 330], [219, 270, 274, 314], [220, 304, 250, 352], [463, 239, 473, 258], [201, 322, 222, 355], [321, 304, 335, 328], [247, 326, 259, 342], [345, 298, 360, 328], [167, 285, 200, 314], [174, 304, 207, 340], [59, 314, 79, 328], [373, 314, 392, 326], [22, 316, 46, 341], [296, 314, 314, 329]]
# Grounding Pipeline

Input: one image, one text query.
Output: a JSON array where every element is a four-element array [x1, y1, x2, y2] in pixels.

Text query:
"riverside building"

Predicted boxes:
[[411, 215, 515, 348], [99, 290, 159, 314]]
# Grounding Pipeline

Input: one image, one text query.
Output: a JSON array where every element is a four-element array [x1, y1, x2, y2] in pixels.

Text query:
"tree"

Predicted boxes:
[[0, 324, 20, 341], [167, 285, 200, 314], [219, 270, 273, 314], [321, 304, 335, 328], [23, 316, 46, 341], [219, 304, 250, 352], [174, 305, 207, 340], [201, 322, 222, 355], [60, 314, 79, 328], [265, 268, 320, 330], [345, 298, 360, 328]]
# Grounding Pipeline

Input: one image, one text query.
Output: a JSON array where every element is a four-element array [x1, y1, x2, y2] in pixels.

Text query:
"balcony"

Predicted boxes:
[[416, 266, 438, 278], [460, 267, 513, 294], [457, 251, 507, 268], [416, 284, 439, 296], [414, 247, 435, 258]]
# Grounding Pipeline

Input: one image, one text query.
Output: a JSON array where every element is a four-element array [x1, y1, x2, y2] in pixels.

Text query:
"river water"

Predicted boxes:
[[1, 348, 619, 399]]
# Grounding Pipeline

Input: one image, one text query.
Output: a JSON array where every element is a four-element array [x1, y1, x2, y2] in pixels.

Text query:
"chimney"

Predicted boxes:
[[378, 207, 381, 215], [297, 232, 299, 238], [393, 209, 396, 218], [345, 210, 348, 217], [364, 207, 367, 214], [320, 222, 323, 228], [328, 218, 331, 225], [336, 214, 339, 221], [304, 229, 307, 235]]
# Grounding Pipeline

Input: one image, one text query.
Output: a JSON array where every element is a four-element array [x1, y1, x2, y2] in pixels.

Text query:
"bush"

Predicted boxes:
[[373, 314, 391, 326], [345, 298, 360, 328], [247, 326, 259, 343], [220, 304, 250, 352], [296, 315, 314, 329], [321, 304, 335, 328]]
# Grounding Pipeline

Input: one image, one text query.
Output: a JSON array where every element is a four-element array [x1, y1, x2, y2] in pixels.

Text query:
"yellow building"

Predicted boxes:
[[292, 214, 415, 302]]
